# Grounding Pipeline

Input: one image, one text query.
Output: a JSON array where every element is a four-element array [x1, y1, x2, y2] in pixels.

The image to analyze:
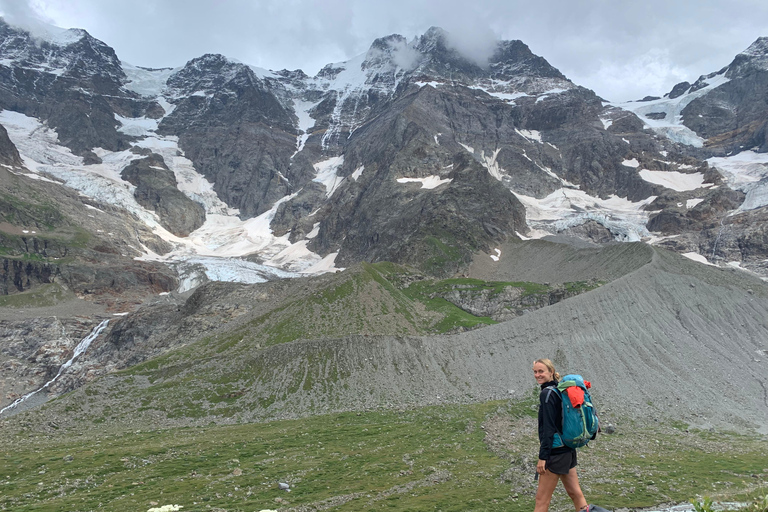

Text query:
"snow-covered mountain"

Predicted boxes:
[[1, 16, 767, 307]]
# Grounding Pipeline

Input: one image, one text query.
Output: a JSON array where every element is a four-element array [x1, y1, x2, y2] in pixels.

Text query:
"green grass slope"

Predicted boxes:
[[2, 398, 766, 512]]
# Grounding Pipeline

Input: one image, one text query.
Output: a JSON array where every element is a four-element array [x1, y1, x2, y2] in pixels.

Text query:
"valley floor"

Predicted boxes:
[[1, 400, 766, 512]]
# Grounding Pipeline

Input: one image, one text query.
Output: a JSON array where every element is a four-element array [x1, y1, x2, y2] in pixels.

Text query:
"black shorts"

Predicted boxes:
[[545, 450, 578, 475]]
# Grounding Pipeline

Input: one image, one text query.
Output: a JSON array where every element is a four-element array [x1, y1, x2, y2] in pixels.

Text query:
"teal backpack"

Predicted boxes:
[[547, 374, 599, 449]]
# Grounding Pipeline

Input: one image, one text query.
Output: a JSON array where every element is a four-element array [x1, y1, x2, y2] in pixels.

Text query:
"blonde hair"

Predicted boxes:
[[533, 358, 561, 382]]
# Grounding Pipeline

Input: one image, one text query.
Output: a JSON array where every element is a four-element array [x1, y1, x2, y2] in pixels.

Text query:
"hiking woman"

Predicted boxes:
[[533, 358, 589, 512]]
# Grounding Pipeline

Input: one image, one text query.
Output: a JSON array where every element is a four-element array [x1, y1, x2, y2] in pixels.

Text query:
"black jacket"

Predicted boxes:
[[537, 380, 572, 460]]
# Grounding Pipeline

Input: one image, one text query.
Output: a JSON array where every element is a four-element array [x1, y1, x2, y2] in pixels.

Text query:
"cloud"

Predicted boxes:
[[389, 40, 422, 72], [0, 0, 57, 36], [580, 48, 692, 102], [441, 22, 499, 68]]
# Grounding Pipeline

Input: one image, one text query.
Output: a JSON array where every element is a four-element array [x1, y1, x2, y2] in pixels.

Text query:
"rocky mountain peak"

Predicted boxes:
[[398, 27, 572, 93], [727, 36, 768, 76], [361, 34, 421, 72], [0, 17, 124, 84], [415, 26, 450, 51], [0, 123, 23, 167], [164, 53, 263, 99], [489, 39, 568, 82], [412, 26, 488, 79]]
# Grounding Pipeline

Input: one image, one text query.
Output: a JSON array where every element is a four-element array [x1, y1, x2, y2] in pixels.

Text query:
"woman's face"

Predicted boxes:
[[533, 362, 553, 385]]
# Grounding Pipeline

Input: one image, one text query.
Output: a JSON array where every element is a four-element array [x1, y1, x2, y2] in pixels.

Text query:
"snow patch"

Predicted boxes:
[[460, 143, 504, 182], [615, 72, 730, 147], [351, 165, 364, 181], [535, 88, 568, 102], [397, 176, 452, 189], [121, 63, 176, 97], [707, 150, 768, 211], [306, 223, 321, 239], [313, 156, 345, 198], [301, 252, 342, 274], [514, 188, 656, 242], [292, 99, 319, 155], [682, 252, 716, 266], [115, 114, 159, 137], [622, 158, 640, 168], [639, 170, 707, 192], [414, 81, 442, 89], [516, 129, 542, 143]]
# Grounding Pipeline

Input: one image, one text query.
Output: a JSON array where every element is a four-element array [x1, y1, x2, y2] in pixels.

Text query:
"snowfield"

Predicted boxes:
[[0, 107, 341, 291]]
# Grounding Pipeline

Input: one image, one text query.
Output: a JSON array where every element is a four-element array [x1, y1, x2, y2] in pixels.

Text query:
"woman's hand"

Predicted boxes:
[[537, 459, 547, 474]]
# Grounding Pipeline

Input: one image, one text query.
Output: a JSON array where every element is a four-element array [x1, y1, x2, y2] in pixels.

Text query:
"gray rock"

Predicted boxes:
[[121, 153, 205, 237]]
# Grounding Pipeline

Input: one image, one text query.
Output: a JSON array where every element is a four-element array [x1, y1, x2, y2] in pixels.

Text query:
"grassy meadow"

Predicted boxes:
[[2, 397, 766, 512]]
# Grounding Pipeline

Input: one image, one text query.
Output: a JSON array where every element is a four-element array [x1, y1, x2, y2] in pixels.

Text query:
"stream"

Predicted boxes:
[[0, 319, 110, 418]]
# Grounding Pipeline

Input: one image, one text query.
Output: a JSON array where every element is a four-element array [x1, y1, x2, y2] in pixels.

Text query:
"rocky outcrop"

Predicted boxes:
[[652, 205, 768, 276], [0, 315, 104, 409], [121, 154, 205, 236], [0, 159, 177, 304], [433, 280, 599, 322], [647, 187, 745, 234], [0, 123, 22, 166], [158, 54, 306, 218], [0, 258, 59, 294], [677, 38, 768, 155]]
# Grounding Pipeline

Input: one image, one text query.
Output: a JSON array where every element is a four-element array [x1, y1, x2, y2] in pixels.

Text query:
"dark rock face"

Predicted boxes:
[[652, 205, 768, 276], [667, 81, 691, 99], [677, 38, 768, 154], [0, 258, 58, 294], [0, 124, 22, 166], [158, 54, 305, 218], [320, 153, 526, 276], [682, 71, 768, 154], [648, 187, 745, 235], [0, 19, 159, 158], [121, 154, 205, 236], [558, 221, 614, 244]]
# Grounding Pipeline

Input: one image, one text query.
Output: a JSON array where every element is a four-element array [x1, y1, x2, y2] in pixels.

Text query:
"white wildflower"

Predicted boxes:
[[147, 505, 183, 512]]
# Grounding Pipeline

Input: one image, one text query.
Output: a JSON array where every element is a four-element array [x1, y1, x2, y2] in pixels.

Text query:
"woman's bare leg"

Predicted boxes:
[[560, 467, 588, 511], [534, 470, 561, 512]]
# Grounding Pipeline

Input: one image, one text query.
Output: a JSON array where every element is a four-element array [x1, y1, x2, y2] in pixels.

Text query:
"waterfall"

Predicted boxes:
[[0, 319, 110, 417]]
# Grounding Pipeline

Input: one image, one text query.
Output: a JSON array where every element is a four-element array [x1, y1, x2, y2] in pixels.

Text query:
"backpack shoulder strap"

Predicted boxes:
[[544, 385, 560, 404]]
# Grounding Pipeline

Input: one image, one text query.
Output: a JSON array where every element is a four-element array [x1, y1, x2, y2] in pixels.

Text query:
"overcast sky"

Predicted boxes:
[[1, 0, 767, 102]]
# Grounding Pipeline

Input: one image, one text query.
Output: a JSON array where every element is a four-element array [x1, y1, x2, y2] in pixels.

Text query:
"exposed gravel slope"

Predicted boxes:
[[222, 245, 768, 431], [467, 240, 655, 284]]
